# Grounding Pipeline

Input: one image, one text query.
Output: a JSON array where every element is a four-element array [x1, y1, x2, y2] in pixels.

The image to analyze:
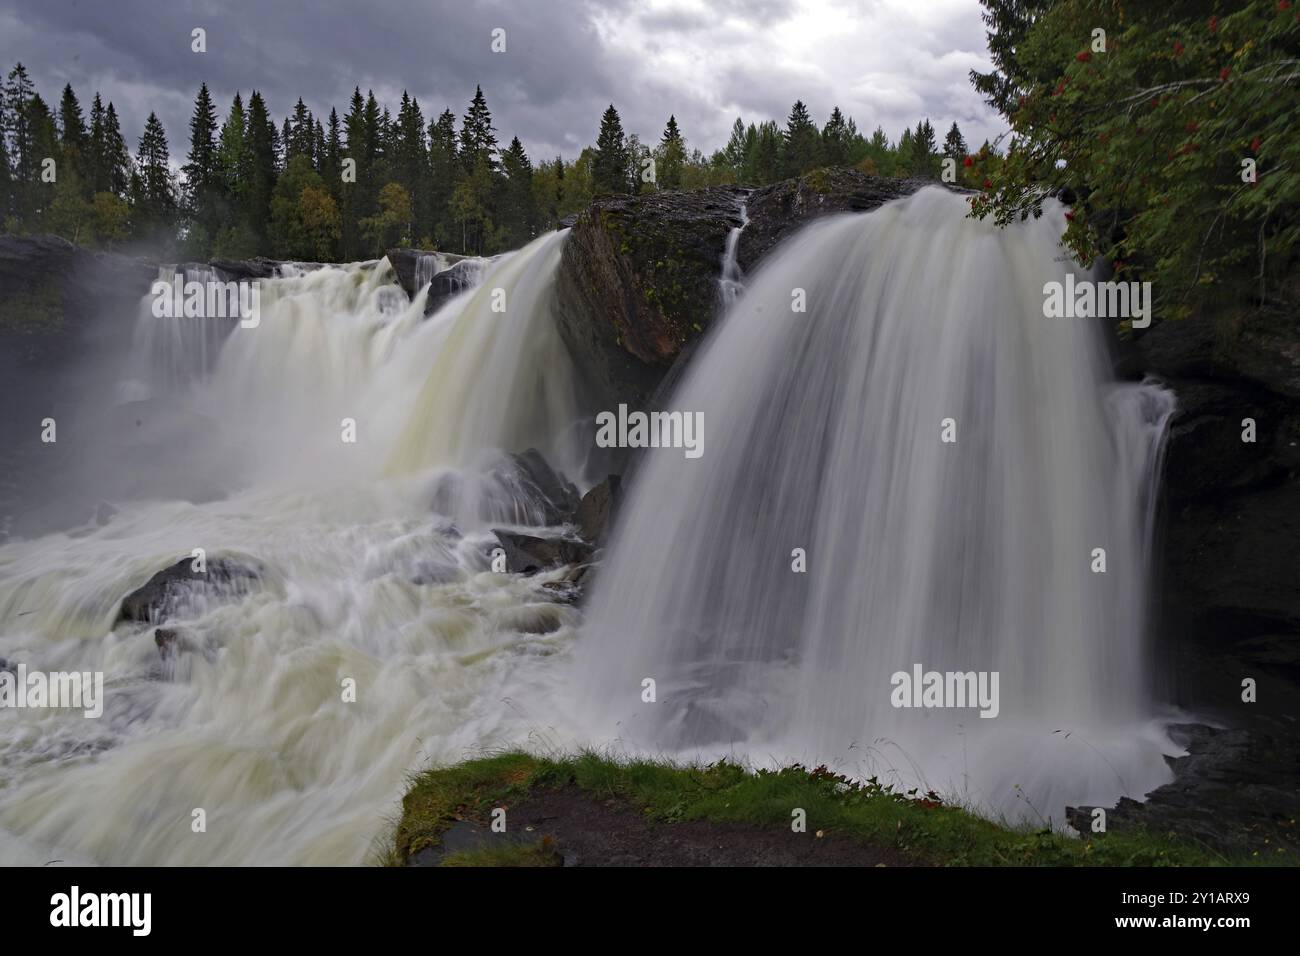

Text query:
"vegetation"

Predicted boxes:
[[1, 63, 997, 260], [970, 0, 1300, 319], [383, 750, 1279, 867]]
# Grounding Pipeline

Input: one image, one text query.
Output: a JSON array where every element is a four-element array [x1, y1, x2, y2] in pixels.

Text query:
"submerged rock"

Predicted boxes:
[[117, 556, 263, 625], [492, 531, 593, 576], [575, 475, 621, 544], [505, 448, 581, 527]]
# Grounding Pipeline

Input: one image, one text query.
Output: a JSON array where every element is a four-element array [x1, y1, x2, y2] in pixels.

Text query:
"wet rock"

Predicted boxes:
[[1066, 722, 1300, 855], [207, 257, 283, 282], [539, 562, 596, 605], [575, 475, 621, 544], [153, 626, 201, 660], [117, 556, 263, 625], [505, 448, 581, 527], [554, 184, 748, 410], [424, 259, 484, 315], [386, 248, 470, 301], [492, 531, 593, 576]]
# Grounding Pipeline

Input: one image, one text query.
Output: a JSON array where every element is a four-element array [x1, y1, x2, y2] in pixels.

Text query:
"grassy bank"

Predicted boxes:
[[383, 750, 1268, 867]]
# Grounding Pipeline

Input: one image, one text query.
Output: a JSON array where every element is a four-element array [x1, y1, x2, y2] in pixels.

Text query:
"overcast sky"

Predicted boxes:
[[0, 0, 1004, 164]]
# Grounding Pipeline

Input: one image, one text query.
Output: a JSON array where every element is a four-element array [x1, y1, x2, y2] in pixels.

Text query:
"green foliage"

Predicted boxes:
[[270, 154, 340, 260], [3, 66, 993, 260], [971, 0, 1300, 319]]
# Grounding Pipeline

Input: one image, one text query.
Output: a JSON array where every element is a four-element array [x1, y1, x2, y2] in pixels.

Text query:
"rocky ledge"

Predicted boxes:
[[551, 169, 952, 411]]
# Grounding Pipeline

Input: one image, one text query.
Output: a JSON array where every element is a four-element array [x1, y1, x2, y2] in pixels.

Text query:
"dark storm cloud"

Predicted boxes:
[[0, 0, 1002, 167]]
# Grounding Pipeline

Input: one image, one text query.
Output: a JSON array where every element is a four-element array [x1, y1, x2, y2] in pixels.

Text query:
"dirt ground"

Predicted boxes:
[[410, 785, 920, 867]]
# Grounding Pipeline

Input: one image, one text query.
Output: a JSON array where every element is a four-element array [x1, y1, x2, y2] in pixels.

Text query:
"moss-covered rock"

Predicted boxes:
[[554, 184, 747, 410]]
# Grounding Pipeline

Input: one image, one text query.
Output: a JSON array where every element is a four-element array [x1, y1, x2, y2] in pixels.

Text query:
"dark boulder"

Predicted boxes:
[[575, 475, 621, 544], [1065, 722, 1300, 855], [503, 448, 581, 527], [117, 555, 263, 625], [554, 184, 748, 410], [207, 257, 283, 282], [492, 531, 593, 576], [424, 259, 485, 315], [386, 248, 471, 302]]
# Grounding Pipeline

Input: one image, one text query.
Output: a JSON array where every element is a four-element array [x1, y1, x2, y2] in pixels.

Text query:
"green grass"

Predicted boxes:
[[383, 750, 1284, 868]]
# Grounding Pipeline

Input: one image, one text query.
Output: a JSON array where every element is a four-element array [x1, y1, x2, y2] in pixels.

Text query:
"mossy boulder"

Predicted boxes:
[[554, 184, 747, 410]]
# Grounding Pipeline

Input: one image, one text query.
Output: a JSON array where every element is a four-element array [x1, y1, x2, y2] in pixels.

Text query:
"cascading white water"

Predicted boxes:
[[718, 202, 749, 308], [125, 265, 239, 399], [574, 188, 1179, 821], [0, 232, 586, 865], [414, 253, 450, 290]]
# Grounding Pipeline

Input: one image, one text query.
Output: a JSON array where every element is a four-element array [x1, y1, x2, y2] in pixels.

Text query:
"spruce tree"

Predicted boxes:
[[102, 102, 132, 197], [57, 84, 87, 160], [426, 108, 457, 246], [499, 135, 535, 247], [782, 100, 821, 177], [458, 85, 497, 173], [242, 91, 277, 246], [821, 106, 849, 167], [942, 121, 968, 164], [132, 111, 176, 240], [393, 91, 426, 240], [592, 104, 628, 195], [87, 94, 107, 194], [723, 117, 746, 175], [4, 64, 36, 188], [657, 115, 685, 189], [183, 82, 221, 250], [341, 88, 366, 258]]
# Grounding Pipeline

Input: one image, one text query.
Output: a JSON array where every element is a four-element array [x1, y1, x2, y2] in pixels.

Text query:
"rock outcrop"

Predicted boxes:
[[492, 530, 593, 576], [117, 555, 263, 625], [552, 170, 952, 410], [386, 248, 472, 301]]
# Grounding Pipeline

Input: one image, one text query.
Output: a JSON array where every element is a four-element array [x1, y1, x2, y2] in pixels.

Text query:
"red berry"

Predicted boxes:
[[963, 156, 973, 167]]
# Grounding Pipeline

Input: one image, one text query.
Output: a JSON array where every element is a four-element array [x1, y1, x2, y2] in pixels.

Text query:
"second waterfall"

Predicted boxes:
[[574, 188, 1179, 820]]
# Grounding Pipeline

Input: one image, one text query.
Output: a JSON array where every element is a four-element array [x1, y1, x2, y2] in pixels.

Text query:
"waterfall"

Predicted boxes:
[[385, 232, 585, 498], [124, 265, 240, 399], [574, 187, 1179, 820], [414, 252, 449, 290], [0, 231, 585, 865], [718, 202, 749, 308]]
